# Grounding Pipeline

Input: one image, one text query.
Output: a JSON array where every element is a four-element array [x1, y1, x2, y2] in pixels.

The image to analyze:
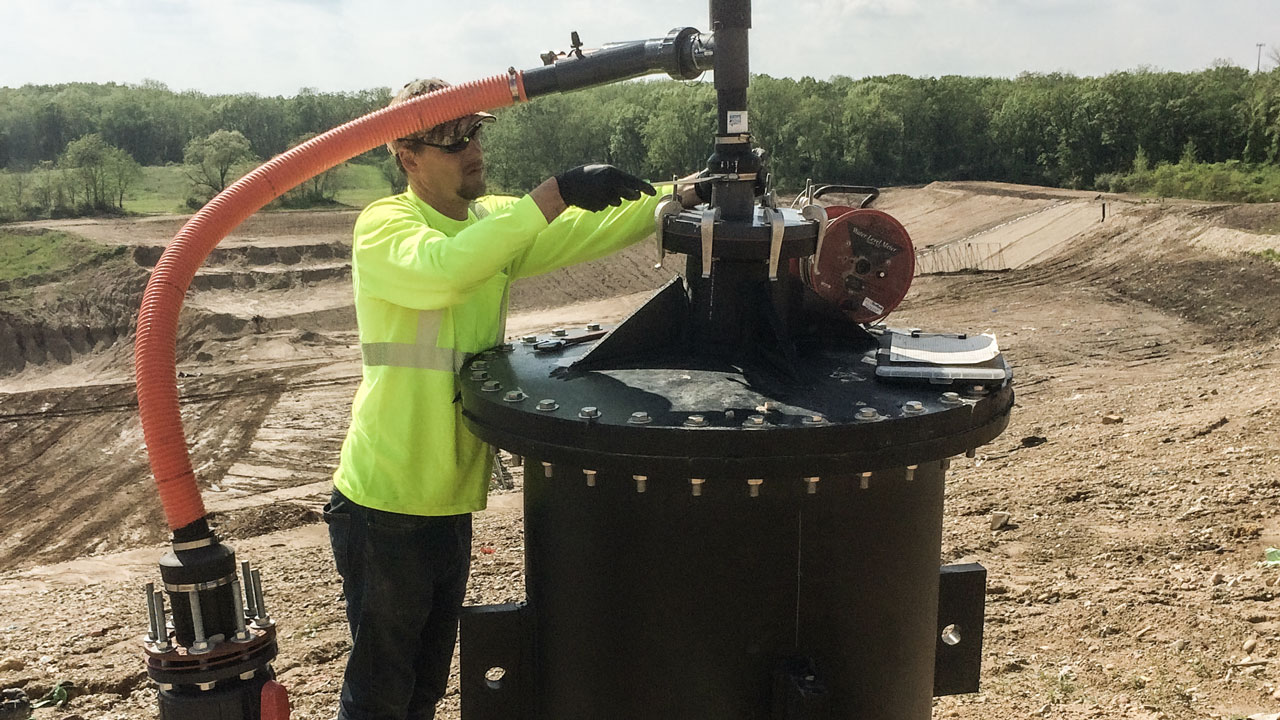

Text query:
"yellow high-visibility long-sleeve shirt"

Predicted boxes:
[[334, 186, 666, 515]]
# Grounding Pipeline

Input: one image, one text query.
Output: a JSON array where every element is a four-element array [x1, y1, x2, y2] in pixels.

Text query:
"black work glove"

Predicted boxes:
[[555, 164, 656, 212]]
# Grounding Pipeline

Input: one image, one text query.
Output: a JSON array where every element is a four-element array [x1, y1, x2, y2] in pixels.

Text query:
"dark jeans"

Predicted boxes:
[[324, 488, 472, 720]]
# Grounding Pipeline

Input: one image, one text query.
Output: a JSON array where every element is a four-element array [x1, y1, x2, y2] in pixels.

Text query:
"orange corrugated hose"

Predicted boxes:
[[135, 73, 527, 531]]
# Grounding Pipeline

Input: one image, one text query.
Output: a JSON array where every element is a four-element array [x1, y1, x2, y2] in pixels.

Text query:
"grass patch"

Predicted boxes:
[[122, 162, 393, 214], [0, 229, 125, 283], [125, 165, 192, 214], [1256, 248, 1280, 263], [334, 162, 394, 209]]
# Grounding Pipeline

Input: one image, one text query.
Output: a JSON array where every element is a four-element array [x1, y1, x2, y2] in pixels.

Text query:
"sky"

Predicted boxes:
[[2, 0, 1279, 96]]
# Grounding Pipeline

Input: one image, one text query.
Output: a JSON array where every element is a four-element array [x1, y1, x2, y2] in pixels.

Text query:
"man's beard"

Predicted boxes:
[[460, 171, 486, 201]]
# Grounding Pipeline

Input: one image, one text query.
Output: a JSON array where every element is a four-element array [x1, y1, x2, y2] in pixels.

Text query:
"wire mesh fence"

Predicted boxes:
[[914, 242, 1009, 275]]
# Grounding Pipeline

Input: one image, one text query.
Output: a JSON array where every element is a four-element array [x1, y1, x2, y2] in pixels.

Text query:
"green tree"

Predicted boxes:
[[279, 133, 343, 207], [378, 154, 408, 194], [104, 146, 142, 209], [213, 94, 292, 158], [61, 133, 114, 210], [184, 129, 257, 199], [59, 133, 140, 212], [0, 169, 26, 214], [641, 84, 716, 181]]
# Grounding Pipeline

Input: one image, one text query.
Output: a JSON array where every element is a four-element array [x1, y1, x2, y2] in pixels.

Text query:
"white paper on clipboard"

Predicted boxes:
[[888, 333, 999, 365]]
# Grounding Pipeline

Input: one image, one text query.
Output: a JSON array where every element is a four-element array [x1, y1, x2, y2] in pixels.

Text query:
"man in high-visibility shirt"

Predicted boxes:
[[324, 78, 693, 720]]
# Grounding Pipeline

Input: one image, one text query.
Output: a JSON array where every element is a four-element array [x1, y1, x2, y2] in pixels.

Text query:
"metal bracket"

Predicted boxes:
[[933, 563, 986, 697], [700, 207, 720, 278], [460, 603, 531, 719], [654, 198, 683, 268], [766, 206, 785, 280], [801, 204, 829, 261]]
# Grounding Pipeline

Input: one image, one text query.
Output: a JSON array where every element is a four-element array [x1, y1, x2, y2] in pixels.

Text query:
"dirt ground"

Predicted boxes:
[[2, 183, 1280, 719]]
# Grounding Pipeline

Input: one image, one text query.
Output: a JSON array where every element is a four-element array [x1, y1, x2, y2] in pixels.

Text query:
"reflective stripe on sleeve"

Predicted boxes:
[[361, 202, 493, 372], [361, 309, 472, 372]]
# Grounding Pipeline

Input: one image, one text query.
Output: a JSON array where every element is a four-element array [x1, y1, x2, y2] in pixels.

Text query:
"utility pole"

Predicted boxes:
[[1258, 43, 1266, 73]]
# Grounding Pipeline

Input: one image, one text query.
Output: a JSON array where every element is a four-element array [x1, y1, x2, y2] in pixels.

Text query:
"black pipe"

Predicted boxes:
[[707, 0, 756, 221], [522, 27, 710, 99], [710, 0, 751, 135]]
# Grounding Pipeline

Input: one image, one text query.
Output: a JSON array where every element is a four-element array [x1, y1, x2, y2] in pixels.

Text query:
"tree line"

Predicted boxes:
[[0, 80, 390, 168], [1, 64, 1278, 219], [484, 64, 1280, 194]]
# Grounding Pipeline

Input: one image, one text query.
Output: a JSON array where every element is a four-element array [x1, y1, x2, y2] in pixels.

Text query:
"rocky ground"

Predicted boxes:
[[1, 184, 1279, 719]]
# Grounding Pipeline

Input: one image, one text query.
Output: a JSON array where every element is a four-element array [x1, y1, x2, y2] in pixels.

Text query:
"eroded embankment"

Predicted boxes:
[[0, 258, 147, 376]]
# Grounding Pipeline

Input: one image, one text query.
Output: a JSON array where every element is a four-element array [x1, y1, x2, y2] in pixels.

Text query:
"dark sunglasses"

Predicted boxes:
[[400, 124, 483, 154]]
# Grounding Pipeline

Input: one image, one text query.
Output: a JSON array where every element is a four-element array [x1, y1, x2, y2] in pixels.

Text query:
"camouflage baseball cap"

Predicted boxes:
[[387, 78, 495, 155]]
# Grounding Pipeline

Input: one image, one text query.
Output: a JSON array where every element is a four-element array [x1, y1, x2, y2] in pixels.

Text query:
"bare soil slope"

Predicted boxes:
[[2, 184, 1280, 719]]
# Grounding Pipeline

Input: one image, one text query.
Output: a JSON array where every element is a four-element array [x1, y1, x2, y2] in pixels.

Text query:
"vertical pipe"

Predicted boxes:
[[710, 0, 751, 134], [709, 0, 755, 222]]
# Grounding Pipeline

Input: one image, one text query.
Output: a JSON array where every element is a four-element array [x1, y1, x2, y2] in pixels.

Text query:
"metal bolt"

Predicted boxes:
[[903, 401, 925, 415], [634, 475, 648, 493], [241, 562, 257, 619], [744, 414, 765, 427], [855, 407, 880, 422], [584, 469, 597, 487], [905, 464, 918, 482], [151, 590, 171, 651], [941, 392, 963, 405], [239, 670, 256, 681], [586, 322, 602, 331], [503, 390, 527, 403], [522, 335, 538, 344], [472, 360, 489, 371], [251, 568, 271, 627], [481, 380, 502, 392], [805, 476, 820, 494], [188, 590, 211, 653], [860, 472, 871, 490], [801, 415, 828, 426], [144, 583, 158, 643], [628, 411, 652, 425], [579, 406, 601, 420], [747, 478, 763, 497], [197, 681, 215, 691], [690, 478, 705, 496], [471, 370, 489, 381], [536, 399, 559, 412], [966, 384, 989, 396], [230, 578, 251, 642], [542, 462, 554, 478], [553, 327, 568, 337], [498, 343, 515, 352], [684, 414, 708, 427]]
